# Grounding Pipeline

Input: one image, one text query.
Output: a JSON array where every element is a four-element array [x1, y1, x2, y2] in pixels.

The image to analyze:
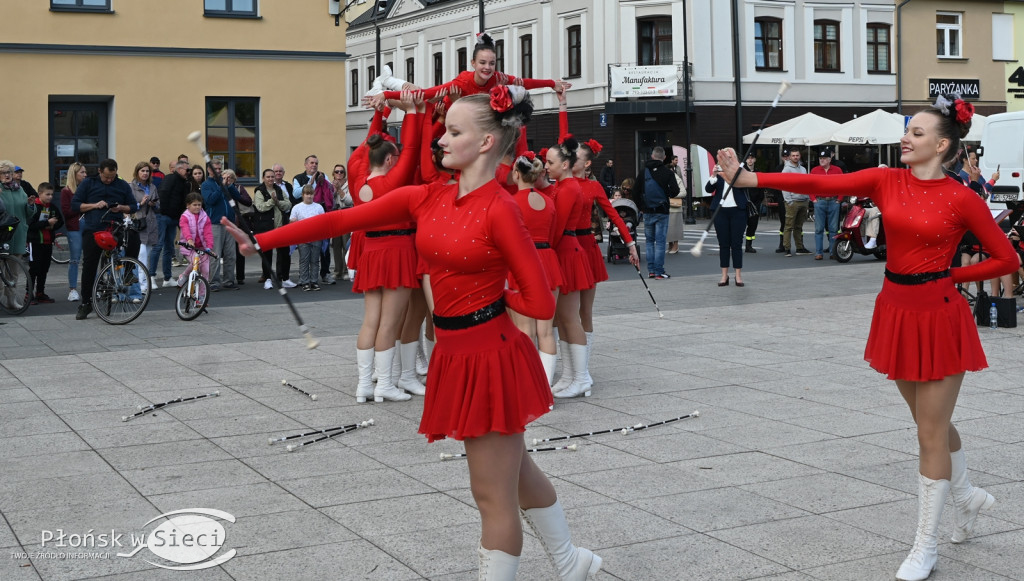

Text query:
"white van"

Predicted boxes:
[[978, 111, 1024, 216]]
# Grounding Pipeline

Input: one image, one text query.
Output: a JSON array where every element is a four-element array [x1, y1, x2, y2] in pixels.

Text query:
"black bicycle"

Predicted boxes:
[[91, 215, 151, 324]]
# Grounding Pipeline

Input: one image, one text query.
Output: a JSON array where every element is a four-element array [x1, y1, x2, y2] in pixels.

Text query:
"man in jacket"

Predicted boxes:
[[633, 146, 681, 279], [201, 160, 244, 291], [71, 159, 138, 320], [780, 149, 811, 256], [599, 159, 616, 193], [157, 160, 189, 287]]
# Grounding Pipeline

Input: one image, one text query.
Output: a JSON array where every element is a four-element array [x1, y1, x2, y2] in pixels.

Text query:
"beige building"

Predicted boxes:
[[1001, 1, 1024, 112], [0, 0, 351, 188], [896, 0, 1008, 115]]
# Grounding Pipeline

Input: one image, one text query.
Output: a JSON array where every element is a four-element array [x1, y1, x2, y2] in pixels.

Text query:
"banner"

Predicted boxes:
[[690, 144, 716, 198], [610, 65, 678, 98]]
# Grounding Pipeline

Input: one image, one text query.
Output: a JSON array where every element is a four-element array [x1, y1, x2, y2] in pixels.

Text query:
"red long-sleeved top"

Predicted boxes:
[[513, 188, 556, 244], [257, 180, 555, 320], [549, 178, 584, 249], [758, 168, 1017, 283], [575, 178, 633, 244], [356, 113, 423, 231], [383, 71, 556, 101]]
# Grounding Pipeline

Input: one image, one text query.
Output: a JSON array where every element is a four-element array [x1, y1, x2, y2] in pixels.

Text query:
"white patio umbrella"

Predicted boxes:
[[825, 109, 906, 145], [742, 112, 840, 146]]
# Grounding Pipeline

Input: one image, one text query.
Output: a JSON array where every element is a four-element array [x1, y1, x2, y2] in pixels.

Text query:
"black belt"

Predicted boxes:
[[432, 298, 506, 331], [574, 229, 593, 236], [562, 230, 577, 236], [366, 228, 416, 238], [884, 269, 951, 285], [534, 242, 551, 249]]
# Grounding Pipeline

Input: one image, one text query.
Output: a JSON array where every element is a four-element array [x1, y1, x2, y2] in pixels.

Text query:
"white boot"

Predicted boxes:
[[551, 340, 574, 393], [373, 348, 411, 402], [397, 341, 426, 396], [555, 343, 592, 398], [391, 340, 402, 385], [417, 336, 434, 376], [950, 449, 996, 543], [477, 545, 519, 581], [150, 276, 160, 291], [378, 64, 408, 92], [895, 475, 949, 581], [355, 348, 375, 403], [521, 501, 602, 581], [539, 351, 558, 386], [582, 332, 594, 386]]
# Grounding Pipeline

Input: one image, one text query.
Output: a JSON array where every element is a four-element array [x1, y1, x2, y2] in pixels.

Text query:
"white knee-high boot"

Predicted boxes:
[[582, 332, 594, 385], [551, 340, 574, 393], [397, 341, 426, 395], [539, 351, 558, 386], [355, 348, 375, 403], [896, 475, 949, 581], [521, 500, 602, 581], [416, 331, 432, 376], [373, 347, 410, 402], [554, 344, 592, 398], [477, 546, 519, 581], [950, 449, 995, 543], [379, 64, 409, 91]]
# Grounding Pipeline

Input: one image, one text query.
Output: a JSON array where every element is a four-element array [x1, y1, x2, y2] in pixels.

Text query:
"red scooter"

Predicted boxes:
[[834, 197, 886, 263]]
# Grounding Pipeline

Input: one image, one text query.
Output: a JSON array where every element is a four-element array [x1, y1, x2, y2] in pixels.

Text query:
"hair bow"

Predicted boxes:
[[954, 99, 975, 125]]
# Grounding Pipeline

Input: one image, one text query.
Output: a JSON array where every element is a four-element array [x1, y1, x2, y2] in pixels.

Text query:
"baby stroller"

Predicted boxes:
[[606, 198, 639, 264]]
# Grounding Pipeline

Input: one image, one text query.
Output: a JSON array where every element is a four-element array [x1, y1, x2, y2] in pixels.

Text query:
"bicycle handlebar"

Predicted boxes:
[[178, 241, 218, 259]]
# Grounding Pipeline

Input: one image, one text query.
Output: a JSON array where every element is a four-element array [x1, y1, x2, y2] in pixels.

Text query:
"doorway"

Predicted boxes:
[[49, 101, 108, 188]]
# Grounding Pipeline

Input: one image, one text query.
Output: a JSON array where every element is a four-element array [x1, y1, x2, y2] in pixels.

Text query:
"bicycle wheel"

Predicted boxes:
[[93, 257, 150, 324], [51, 233, 70, 264], [0, 255, 32, 315], [175, 275, 209, 321]]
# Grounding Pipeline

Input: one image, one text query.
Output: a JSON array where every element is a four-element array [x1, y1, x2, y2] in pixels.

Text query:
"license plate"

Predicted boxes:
[[991, 192, 1018, 202]]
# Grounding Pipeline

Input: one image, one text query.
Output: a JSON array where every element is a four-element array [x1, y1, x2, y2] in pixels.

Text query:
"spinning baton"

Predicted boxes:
[[286, 420, 375, 452], [123, 391, 220, 421], [620, 411, 700, 435], [187, 130, 320, 350], [440, 444, 578, 460], [531, 411, 699, 444], [692, 81, 792, 257], [281, 379, 317, 401], [634, 265, 664, 319], [268, 420, 368, 445]]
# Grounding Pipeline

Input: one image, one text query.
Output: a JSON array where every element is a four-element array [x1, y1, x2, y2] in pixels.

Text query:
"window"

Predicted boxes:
[[638, 18, 673, 65], [458, 47, 468, 72], [433, 52, 444, 86], [521, 35, 533, 79], [50, 0, 110, 11], [813, 20, 840, 72], [386, 61, 393, 74], [204, 0, 257, 17], [205, 98, 259, 181], [754, 17, 783, 71], [368, 65, 376, 91], [993, 13, 1014, 61], [937, 12, 962, 58], [866, 23, 891, 73], [566, 25, 582, 78], [406, 57, 415, 85], [350, 69, 359, 106], [495, 40, 505, 73]]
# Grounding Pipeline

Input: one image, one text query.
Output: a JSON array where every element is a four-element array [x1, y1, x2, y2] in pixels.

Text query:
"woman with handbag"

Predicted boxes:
[[666, 155, 685, 254], [130, 161, 161, 290], [251, 168, 291, 289], [705, 163, 752, 287]]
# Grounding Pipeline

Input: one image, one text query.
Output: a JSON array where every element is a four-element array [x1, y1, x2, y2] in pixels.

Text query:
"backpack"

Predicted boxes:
[[643, 168, 669, 209]]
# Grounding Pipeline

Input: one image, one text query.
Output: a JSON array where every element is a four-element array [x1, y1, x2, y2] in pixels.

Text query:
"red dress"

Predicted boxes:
[[551, 178, 594, 294], [760, 168, 1017, 381], [574, 178, 635, 283], [257, 180, 556, 442], [509, 188, 563, 292], [351, 113, 423, 292]]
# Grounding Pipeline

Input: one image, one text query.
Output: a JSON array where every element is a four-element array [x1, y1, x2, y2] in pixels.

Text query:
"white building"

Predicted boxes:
[[344, 0, 897, 177]]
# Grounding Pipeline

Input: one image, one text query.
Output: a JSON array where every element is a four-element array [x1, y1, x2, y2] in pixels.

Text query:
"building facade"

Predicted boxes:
[[0, 1, 350, 187], [895, 0, 1009, 116], [345, 0, 905, 182]]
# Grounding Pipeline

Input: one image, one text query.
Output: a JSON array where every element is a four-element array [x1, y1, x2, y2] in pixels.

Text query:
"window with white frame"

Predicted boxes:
[[205, 0, 257, 17], [866, 23, 891, 73], [51, 0, 110, 10], [567, 25, 582, 78], [754, 17, 783, 71], [936, 12, 962, 58]]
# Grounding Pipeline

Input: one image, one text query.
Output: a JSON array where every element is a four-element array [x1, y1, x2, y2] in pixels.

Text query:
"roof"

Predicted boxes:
[[347, 0, 463, 28]]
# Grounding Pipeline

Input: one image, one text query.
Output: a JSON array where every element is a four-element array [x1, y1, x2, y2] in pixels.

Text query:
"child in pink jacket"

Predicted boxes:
[[178, 192, 214, 285]]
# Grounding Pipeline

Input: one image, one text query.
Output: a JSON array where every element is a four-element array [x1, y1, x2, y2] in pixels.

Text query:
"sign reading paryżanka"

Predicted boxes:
[[610, 65, 678, 98]]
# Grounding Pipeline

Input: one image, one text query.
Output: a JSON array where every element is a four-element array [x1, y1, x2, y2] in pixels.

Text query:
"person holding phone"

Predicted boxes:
[[958, 151, 999, 195]]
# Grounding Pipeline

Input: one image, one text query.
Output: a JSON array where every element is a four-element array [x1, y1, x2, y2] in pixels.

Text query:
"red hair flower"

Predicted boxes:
[[586, 139, 603, 155], [539, 148, 549, 159], [489, 86, 514, 113], [954, 99, 974, 124], [523, 151, 536, 162]]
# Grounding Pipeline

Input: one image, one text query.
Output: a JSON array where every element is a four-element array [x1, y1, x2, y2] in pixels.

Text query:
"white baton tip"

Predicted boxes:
[[213, 391, 220, 396], [286, 445, 297, 452], [281, 379, 287, 385], [368, 418, 375, 425], [121, 416, 129, 422], [621, 428, 629, 435], [779, 80, 792, 93], [310, 394, 318, 401], [306, 338, 320, 350], [568, 444, 578, 451], [693, 410, 700, 417], [659, 313, 665, 319], [440, 453, 450, 459], [137, 404, 144, 410], [268, 438, 275, 445], [187, 130, 202, 142], [532, 439, 540, 445]]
